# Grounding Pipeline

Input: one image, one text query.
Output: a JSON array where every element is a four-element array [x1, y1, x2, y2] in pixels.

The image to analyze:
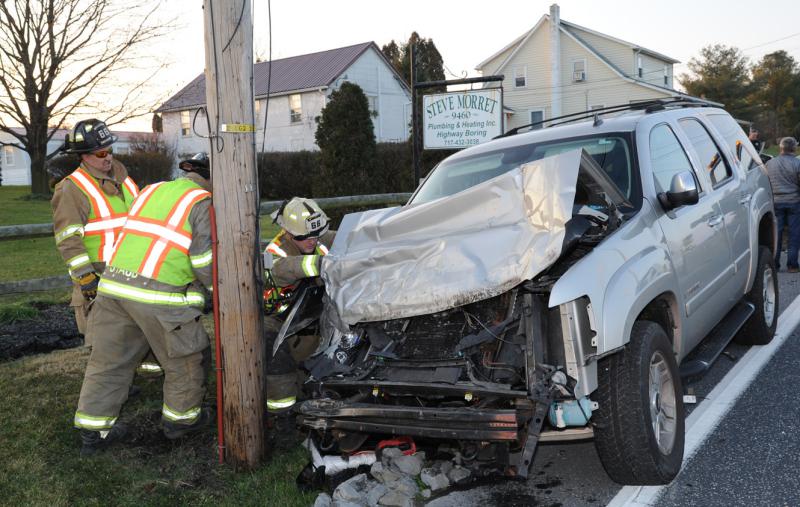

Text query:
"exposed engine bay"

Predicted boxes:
[[278, 149, 631, 477]]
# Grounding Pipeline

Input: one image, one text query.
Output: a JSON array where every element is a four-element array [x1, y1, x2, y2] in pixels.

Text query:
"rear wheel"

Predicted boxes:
[[735, 246, 778, 345], [593, 321, 685, 485]]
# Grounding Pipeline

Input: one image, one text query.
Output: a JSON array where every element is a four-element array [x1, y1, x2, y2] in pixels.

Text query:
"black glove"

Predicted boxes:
[[78, 272, 99, 300]]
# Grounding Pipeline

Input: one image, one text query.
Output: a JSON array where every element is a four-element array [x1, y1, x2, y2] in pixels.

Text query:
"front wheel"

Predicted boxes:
[[735, 246, 778, 345], [593, 321, 685, 485]]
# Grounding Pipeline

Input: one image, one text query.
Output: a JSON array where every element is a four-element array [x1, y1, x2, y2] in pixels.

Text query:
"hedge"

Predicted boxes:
[[47, 142, 458, 199], [257, 142, 457, 200]]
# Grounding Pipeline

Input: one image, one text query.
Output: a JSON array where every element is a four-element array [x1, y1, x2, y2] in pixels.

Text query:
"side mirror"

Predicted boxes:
[[759, 153, 773, 164], [658, 171, 699, 211]]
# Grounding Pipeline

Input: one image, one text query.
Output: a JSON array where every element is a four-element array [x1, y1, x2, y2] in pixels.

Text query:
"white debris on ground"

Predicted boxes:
[[312, 444, 474, 507]]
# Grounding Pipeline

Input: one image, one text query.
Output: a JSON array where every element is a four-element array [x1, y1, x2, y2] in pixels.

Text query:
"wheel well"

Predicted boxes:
[[636, 293, 678, 346], [759, 212, 776, 256]]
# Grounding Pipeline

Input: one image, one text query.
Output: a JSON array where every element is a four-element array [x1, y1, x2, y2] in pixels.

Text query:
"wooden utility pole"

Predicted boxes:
[[202, 0, 265, 467]]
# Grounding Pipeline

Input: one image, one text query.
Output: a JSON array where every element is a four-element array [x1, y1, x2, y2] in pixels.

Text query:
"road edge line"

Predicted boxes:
[[607, 292, 800, 507]]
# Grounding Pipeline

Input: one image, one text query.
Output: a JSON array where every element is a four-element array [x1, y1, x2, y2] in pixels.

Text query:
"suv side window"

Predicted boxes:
[[706, 113, 758, 171], [679, 118, 733, 187], [649, 123, 699, 193]]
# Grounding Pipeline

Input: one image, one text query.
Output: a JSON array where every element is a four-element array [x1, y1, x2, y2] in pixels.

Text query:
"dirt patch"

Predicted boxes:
[[0, 303, 82, 361]]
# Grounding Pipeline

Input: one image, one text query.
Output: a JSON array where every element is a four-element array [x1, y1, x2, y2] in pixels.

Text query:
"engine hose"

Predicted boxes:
[[210, 204, 224, 463]]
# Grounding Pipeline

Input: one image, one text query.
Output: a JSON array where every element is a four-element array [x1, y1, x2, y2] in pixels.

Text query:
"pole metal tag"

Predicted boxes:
[[221, 123, 255, 133]]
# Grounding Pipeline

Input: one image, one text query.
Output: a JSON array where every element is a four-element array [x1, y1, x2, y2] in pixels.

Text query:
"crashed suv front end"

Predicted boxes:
[[297, 142, 635, 476]]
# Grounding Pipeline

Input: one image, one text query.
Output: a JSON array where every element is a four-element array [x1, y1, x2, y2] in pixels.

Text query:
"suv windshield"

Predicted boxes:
[[411, 133, 638, 206]]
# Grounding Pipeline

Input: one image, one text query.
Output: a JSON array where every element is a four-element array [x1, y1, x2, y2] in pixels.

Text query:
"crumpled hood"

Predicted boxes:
[[321, 149, 582, 325]]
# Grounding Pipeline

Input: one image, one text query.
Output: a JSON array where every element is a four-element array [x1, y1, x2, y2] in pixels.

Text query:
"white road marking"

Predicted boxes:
[[607, 292, 800, 507]]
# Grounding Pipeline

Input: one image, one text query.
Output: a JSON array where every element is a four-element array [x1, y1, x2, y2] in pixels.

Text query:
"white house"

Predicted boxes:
[[0, 128, 143, 186], [476, 4, 689, 132], [156, 42, 412, 156]]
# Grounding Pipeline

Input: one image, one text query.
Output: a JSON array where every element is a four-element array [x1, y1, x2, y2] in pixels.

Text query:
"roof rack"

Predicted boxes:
[[496, 97, 723, 139]]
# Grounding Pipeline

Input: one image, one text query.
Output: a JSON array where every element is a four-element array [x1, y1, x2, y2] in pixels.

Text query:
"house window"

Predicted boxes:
[[255, 99, 262, 127], [289, 94, 302, 123], [3, 146, 14, 166], [572, 59, 587, 82], [514, 66, 527, 88], [664, 65, 669, 86], [637, 56, 643, 78], [529, 109, 545, 130], [181, 110, 191, 137]]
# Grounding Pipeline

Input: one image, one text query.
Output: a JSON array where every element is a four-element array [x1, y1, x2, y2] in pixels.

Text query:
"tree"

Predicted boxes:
[[0, 1, 172, 195], [679, 45, 753, 120], [381, 32, 446, 86], [151, 113, 163, 133], [749, 51, 800, 142], [314, 82, 376, 196]]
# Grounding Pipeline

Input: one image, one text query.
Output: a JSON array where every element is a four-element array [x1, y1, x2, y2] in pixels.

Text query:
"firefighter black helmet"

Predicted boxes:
[[61, 119, 117, 154], [179, 152, 210, 179]]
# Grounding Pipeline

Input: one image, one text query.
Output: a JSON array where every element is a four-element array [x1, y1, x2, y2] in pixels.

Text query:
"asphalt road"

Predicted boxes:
[[427, 272, 800, 507]]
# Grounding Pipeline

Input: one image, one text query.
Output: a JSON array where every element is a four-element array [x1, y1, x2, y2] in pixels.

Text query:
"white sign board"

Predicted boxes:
[[423, 89, 502, 150]]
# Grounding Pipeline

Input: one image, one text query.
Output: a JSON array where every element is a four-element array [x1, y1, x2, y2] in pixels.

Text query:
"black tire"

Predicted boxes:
[[735, 246, 778, 345], [592, 321, 685, 485]]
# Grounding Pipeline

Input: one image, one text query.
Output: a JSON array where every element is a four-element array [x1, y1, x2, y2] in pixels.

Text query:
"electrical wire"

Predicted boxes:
[[259, 0, 272, 153], [221, 0, 246, 53]]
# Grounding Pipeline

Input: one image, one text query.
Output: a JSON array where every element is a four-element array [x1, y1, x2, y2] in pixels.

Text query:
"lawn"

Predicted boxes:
[[0, 186, 54, 226], [0, 343, 316, 506]]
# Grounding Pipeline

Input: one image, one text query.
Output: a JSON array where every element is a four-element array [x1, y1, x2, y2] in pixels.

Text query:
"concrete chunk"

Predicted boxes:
[[333, 473, 368, 503], [393, 454, 423, 476], [314, 493, 332, 507]]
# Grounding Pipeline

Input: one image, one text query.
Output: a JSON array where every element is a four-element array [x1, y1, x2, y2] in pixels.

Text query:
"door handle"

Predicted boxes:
[[708, 215, 724, 227], [739, 194, 752, 205]]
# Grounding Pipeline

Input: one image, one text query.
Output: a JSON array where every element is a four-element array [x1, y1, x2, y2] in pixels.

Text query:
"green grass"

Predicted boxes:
[[0, 236, 65, 282], [0, 186, 53, 226], [0, 345, 317, 506]]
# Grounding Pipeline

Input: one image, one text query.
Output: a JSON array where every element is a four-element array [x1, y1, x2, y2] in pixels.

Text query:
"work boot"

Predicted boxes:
[[162, 408, 211, 440], [80, 423, 128, 457], [266, 410, 302, 452]]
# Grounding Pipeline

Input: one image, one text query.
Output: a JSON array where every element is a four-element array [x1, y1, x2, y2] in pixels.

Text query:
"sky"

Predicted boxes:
[[117, 0, 800, 131]]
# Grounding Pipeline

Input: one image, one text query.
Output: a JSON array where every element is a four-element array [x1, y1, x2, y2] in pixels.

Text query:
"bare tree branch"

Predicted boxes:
[[0, 0, 175, 193]]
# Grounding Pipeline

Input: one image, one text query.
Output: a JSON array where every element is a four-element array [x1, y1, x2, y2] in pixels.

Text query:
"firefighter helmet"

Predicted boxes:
[[61, 119, 117, 154], [272, 197, 329, 239], [179, 152, 210, 179]]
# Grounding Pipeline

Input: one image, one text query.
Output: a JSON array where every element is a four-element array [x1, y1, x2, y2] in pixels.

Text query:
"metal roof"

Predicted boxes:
[[157, 42, 388, 113]]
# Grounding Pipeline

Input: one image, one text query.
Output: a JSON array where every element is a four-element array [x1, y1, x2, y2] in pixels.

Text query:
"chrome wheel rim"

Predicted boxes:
[[649, 350, 677, 455], [763, 266, 776, 328]]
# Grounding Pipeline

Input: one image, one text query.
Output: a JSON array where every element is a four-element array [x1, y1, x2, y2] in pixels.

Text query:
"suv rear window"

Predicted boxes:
[[706, 113, 759, 171], [412, 134, 636, 205]]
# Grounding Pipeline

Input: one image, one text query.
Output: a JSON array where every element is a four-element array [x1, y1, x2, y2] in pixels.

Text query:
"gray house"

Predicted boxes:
[[157, 42, 412, 155]]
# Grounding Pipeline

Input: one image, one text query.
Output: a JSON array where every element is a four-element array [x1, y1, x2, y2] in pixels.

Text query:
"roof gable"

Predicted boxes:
[[476, 13, 679, 75], [157, 42, 397, 112]]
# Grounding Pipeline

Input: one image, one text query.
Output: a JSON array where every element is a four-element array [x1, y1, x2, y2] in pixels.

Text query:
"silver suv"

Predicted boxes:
[[294, 99, 777, 485]]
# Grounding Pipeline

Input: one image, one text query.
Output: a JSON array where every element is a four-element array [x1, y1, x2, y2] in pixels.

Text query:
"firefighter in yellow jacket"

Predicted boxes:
[[264, 197, 335, 435], [73, 153, 213, 455], [51, 119, 162, 377]]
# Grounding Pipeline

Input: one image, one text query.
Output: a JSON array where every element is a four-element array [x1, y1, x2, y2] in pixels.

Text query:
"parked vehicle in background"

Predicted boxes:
[[288, 99, 777, 485]]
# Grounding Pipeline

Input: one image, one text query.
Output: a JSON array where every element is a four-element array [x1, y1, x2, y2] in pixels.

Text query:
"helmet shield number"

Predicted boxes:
[[307, 214, 325, 234]]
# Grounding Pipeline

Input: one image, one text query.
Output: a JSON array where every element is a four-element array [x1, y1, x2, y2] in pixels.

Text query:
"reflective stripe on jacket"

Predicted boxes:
[[107, 179, 211, 288], [64, 167, 138, 265]]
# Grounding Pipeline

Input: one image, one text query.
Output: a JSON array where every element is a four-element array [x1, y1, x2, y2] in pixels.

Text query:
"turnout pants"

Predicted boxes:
[[264, 316, 320, 414], [72, 283, 161, 374], [74, 295, 210, 432]]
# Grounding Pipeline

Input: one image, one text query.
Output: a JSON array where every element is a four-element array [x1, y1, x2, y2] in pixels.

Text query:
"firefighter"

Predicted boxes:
[[264, 197, 335, 441], [52, 119, 162, 377], [73, 153, 214, 455]]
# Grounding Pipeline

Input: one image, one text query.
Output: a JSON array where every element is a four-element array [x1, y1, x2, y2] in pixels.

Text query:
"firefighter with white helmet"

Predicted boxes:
[[263, 197, 335, 447]]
